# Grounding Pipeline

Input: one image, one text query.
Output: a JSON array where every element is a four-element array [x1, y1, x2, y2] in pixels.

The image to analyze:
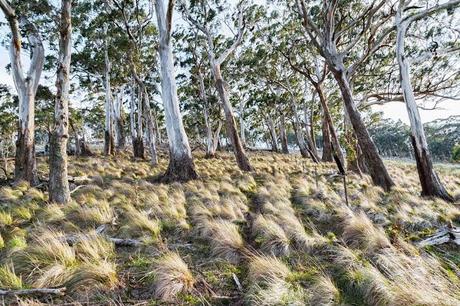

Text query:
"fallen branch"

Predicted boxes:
[[65, 225, 142, 247], [0, 287, 66, 296], [417, 225, 460, 247]]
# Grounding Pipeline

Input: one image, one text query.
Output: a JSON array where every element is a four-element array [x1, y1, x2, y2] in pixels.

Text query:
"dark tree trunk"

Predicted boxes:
[[161, 151, 197, 182], [132, 136, 145, 159], [215, 75, 253, 171], [321, 117, 333, 162], [79, 136, 93, 156], [15, 129, 38, 185], [411, 136, 453, 202], [280, 113, 289, 154], [333, 70, 394, 191], [104, 130, 114, 156], [115, 117, 125, 151]]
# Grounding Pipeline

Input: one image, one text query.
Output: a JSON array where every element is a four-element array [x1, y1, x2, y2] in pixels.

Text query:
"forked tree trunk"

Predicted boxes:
[[396, 11, 453, 202], [266, 116, 279, 152], [279, 113, 289, 154], [304, 103, 320, 160], [213, 66, 253, 171], [321, 116, 333, 162], [292, 104, 310, 158], [1, 3, 44, 185], [155, 0, 197, 181], [129, 82, 143, 158], [332, 70, 394, 191], [103, 33, 114, 156], [315, 83, 345, 167], [49, 0, 72, 204]]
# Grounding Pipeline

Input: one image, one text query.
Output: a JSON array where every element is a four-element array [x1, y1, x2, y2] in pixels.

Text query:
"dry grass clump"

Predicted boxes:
[[309, 274, 341, 305], [208, 219, 245, 263], [68, 200, 115, 226], [246, 255, 306, 305], [37, 203, 66, 223], [152, 252, 195, 301], [252, 215, 290, 256], [340, 210, 391, 253], [375, 250, 460, 305], [0, 210, 13, 226], [124, 206, 161, 237], [11, 229, 118, 291]]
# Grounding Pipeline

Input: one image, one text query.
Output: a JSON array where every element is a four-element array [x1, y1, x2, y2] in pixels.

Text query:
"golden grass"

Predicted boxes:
[[152, 252, 195, 301]]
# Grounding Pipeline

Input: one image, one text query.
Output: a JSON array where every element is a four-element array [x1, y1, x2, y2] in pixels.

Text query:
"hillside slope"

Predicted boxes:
[[0, 152, 459, 305]]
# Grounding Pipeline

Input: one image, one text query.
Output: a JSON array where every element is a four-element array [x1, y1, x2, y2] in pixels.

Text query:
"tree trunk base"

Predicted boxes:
[[133, 137, 145, 159], [158, 154, 198, 183]]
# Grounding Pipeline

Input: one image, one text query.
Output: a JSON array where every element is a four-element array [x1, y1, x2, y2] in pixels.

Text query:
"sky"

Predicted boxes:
[[0, 6, 459, 125]]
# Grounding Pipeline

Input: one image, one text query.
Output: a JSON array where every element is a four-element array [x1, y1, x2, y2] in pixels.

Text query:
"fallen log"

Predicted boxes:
[[65, 225, 142, 247], [417, 225, 460, 247], [0, 287, 66, 296]]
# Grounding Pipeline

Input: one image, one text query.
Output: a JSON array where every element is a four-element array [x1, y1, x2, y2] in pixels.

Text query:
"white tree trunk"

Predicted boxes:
[[154, 0, 197, 181], [0, 3, 44, 185], [396, 5, 453, 201]]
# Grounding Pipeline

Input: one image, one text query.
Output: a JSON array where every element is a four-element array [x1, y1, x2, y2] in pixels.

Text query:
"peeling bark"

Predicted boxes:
[[49, 0, 72, 204], [0, 3, 44, 185], [155, 0, 197, 181], [396, 4, 453, 202]]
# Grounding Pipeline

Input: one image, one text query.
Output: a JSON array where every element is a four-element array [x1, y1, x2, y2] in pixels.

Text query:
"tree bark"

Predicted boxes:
[[1, 3, 44, 185], [213, 66, 253, 171], [103, 31, 114, 156], [143, 88, 158, 166], [315, 83, 345, 167], [321, 115, 333, 162], [292, 104, 310, 158], [114, 90, 125, 151], [266, 116, 279, 152], [49, 0, 72, 204], [396, 8, 453, 201], [279, 112, 289, 154], [155, 0, 197, 181], [239, 99, 246, 147], [332, 69, 394, 191]]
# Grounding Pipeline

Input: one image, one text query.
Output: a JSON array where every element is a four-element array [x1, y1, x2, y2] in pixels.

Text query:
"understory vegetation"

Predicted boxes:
[[0, 152, 459, 305]]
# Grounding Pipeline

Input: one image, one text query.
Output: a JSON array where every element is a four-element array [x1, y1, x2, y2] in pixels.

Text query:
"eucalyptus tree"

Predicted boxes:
[[176, 29, 222, 158], [0, 0, 49, 184], [105, 0, 161, 162], [181, 0, 256, 171], [154, 0, 197, 181], [294, 0, 395, 191], [49, 0, 72, 204], [0, 85, 16, 177], [394, 0, 460, 201]]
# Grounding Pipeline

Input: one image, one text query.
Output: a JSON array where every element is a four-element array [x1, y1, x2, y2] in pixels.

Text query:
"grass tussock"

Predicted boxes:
[[152, 252, 195, 301]]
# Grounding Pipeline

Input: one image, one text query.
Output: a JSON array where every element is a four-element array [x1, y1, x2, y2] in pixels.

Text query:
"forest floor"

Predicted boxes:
[[0, 151, 460, 305]]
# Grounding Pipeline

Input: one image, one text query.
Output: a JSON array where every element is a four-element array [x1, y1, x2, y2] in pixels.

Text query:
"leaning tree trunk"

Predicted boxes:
[[321, 116, 333, 162], [49, 0, 72, 204], [315, 83, 345, 167], [2, 6, 45, 185], [239, 99, 246, 148], [396, 17, 453, 202], [332, 70, 394, 191], [155, 0, 197, 181], [304, 103, 320, 161], [279, 112, 289, 154], [292, 104, 310, 159], [213, 66, 253, 171], [266, 116, 279, 152], [103, 34, 114, 156]]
